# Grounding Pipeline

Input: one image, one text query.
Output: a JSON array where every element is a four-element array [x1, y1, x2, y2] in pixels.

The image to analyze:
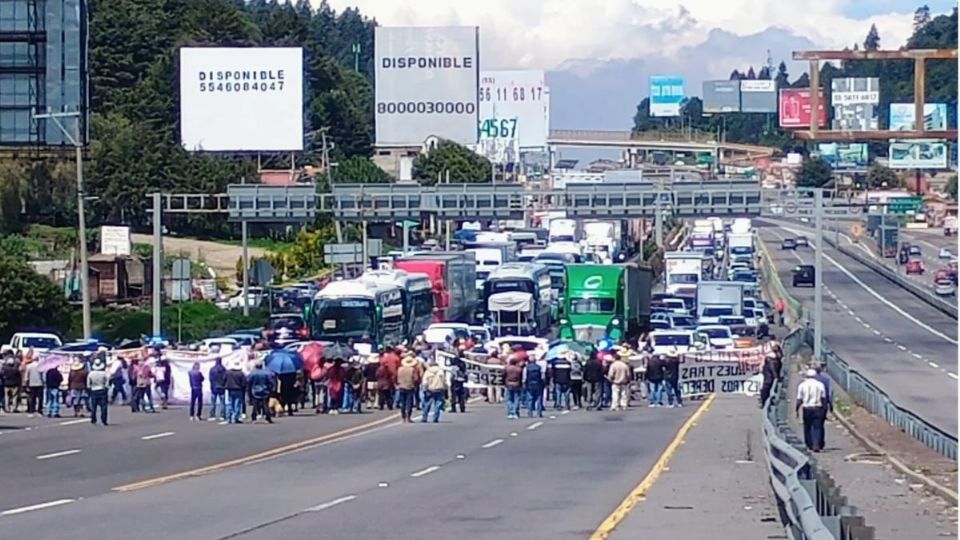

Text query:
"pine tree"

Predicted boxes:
[[758, 66, 771, 80], [746, 66, 757, 79], [864, 24, 880, 50], [914, 5, 931, 32]]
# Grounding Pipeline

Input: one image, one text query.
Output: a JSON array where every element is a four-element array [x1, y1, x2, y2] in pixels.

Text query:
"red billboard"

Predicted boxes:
[[779, 89, 827, 128]]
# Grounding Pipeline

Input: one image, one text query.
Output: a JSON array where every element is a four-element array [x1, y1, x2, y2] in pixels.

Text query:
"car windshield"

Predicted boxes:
[[700, 328, 730, 338], [270, 316, 304, 330], [22, 337, 60, 349], [702, 307, 734, 317], [569, 298, 616, 314], [719, 317, 746, 325], [670, 316, 695, 327], [652, 334, 691, 346]]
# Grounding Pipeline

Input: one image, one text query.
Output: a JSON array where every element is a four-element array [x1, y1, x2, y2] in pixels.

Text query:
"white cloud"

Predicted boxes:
[[322, 0, 921, 70]]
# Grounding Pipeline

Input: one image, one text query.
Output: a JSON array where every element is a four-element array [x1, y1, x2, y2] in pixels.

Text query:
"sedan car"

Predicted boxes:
[[780, 238, 797, 250], [939, 248, 953, 259], [908, 245, 922, 257], [905, 260, 924, 275], [792, 265, 815, 287], [934, 279, 955, 297], [794, 236, 809, 247]]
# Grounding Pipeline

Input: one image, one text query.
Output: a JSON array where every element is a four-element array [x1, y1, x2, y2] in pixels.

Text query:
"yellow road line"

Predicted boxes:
[[112, 414, 400, 492], [589, 393, 716, 540]]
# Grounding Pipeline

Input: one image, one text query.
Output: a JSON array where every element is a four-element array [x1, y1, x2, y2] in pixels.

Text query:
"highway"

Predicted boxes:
[[0, 401, 721, 539], [758, 220, 958, 437]]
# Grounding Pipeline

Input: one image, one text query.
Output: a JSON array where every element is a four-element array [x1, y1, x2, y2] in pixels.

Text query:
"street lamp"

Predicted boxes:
[[33, 110, 90, 339]]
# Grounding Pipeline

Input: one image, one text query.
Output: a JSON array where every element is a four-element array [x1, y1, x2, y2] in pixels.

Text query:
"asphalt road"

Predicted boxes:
[[759, 220, 958, 437], [0, 401, 695, 539]]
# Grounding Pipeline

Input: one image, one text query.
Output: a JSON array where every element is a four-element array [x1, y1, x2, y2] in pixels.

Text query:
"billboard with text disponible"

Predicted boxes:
[[375, 26, 479, 146], [702, 80, 740, 113], [889, 103, 948, 131], [179, 47, 304, 152], [778, 88, 826, 128], [649, 76, 685, 117], [740, 80, 777, 113], [888, 139, 948, 169], [478, 70, 549, 150], [830, 77, 879, 130]]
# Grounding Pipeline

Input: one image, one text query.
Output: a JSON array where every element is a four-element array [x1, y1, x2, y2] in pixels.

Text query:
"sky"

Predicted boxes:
[[324, 0, 955, 71]]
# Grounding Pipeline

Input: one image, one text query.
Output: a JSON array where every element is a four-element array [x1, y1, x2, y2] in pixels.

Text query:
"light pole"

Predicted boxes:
[[34, 110, 90, 339]]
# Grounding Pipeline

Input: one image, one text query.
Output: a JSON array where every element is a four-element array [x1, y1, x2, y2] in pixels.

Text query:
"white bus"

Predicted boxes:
[[482, 262, 554, 337]]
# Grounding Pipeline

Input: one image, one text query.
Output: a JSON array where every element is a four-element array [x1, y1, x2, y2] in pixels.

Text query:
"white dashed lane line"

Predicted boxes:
[[306, 495, 356, 512], [872, 330, 881, 336], [58, 419, 87, 426], [929, 362, 940, 369], [140, 431, 175, 441], [410, 465, 440, 478], [949, 373, 959, 380], [527, 421, 544, 431], [912, 353, 923, 360], [897, 344, 908, 351], [35, 449, 81, 460], [1, 499, 76, 516], [481, 439, 503, 449]]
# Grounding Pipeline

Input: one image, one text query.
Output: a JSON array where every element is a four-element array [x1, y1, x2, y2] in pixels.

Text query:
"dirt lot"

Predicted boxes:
[[131, 234, 267, 284]]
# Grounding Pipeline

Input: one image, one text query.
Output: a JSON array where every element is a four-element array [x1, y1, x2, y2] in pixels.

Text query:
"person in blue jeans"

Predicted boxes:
[[420, 361, 447, 423], [87, 358, 110, 426], [663, 351, 682, 408], [188, 362, 205, 421], [44, 366, 63, 418], [645, 354, 665, 407], [224, 359, 246, 424], [208, 357, 227, 421], [524, 360, 545, 418], [504, 358, 524, 419]]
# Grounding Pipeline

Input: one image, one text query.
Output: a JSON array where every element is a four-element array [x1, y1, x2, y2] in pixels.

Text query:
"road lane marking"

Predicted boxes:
[[912, 353, 923, 360], [141, 431, 175, 441], [589, 393, 716, 540], [847, 310, 856, 316], [883, 337, 893, 343], [482, 439, 504, 449], [527, 421, 544, 431], [58, 419, 87, 426], [929, 362, 940, 369], [872, 330, 881, 336], [410, 466, 440, 478], [1, 499, 75, 516], [949, 373, 958, 380], [897, 345, 908, 351], [36, 449, 81, 460], [306, 495, 356, 512], [561, 410, 570, 415], [113, 414, 399, 492]]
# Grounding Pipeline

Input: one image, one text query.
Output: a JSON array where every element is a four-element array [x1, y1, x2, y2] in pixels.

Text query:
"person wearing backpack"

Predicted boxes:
[[420, 359, 448, 423], [208, 357, 227, 421], [448, 353, 468, 413], [523, 359, 545, 418], [246, 359, 276, 424]]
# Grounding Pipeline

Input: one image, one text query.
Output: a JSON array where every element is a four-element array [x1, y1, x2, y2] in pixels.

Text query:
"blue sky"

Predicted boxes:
[[842, 0, 956, 18]]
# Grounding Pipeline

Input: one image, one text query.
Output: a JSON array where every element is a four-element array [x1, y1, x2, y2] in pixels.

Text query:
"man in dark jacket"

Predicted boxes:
[[503, 358, 523, 419], [448, 354, 468, 413], [583, 355, 604, 410], [523, 360, 545, 418], [246, 359, 277, 424], [550, 354, 573, 411], [3, 356, 22, 413], [224, 360, 246, 424], [44, 366, 64, 418], [208, 358, 227, 422], [646, 355, 665, 407], [662, 349, 683, 408]]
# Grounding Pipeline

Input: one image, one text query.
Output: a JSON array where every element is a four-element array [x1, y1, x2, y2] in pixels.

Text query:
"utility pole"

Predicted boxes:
[[151, 193, 162, 337], [813, 188, 824, 362], [352, 43, 361, 72], [34, 110, 90, 339]]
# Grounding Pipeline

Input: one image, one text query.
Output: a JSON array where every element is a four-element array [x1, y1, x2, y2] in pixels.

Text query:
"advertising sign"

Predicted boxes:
[[649, 76, 685, 117], [179, 47, 303, 152], [830, 77, 879, 130], [99, 226, 131, 256], [375, 26, 479, 146], [740, 80, 777, 113], [888, 139, 948, 169], [478, 70, 549, 150], [817, 143, 869, 169], [889, 103, 948, 131], [778, 88, 826, 128], [702, 80, 740, 113]]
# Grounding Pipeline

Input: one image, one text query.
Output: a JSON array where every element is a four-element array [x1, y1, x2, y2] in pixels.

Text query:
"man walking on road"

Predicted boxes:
[[87, 358, 110, 426], [44, 365, 63, 418], [813, 364, 833, 449], [662, 348, 683, 408], [645, 354, 665, 407], [247, 359, 276, 424], [523, 357, 545, 418], [796, 369, 827, 452], [759, 348, 782, 407], [421, 360, 447, 423], [396, 355, 419, 423], [583, 354, 604, 410], [448, 353, 468, 414], [774, 298, 785, 327], [504, 358, 523, 419], [550, 353, 573, 411], [24, 358, 43, 418], [188, 362, 205, 421], [607, 354, 632, 411], [224, 359, 246, 424]]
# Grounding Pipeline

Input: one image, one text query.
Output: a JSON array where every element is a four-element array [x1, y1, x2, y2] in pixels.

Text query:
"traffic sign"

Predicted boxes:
[[784, 201, 798, 214], [887, 196, 923, 215]]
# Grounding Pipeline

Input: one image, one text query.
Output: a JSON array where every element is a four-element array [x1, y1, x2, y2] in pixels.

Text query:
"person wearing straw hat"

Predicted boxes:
[[87, 357, 110, 426], [396, 354, 420, 423], [68, 358, 89, 417]]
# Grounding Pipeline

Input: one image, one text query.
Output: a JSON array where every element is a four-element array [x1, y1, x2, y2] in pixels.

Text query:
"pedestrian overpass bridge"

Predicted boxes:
[[546, 129, 776, 165]]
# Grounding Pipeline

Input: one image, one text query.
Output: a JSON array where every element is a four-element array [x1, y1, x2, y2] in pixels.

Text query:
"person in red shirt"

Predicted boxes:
[[774, 298, 785, 327]]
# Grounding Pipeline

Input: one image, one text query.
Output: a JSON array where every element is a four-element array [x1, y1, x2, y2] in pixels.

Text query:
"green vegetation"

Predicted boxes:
[[70, 302, 269, 343], [0, 253, 72, 342], [413, 140, 494, 185], [865, 163, 902, 189], [796, 157, 833, 188], [946, 175, 958, 200], [334, 155, 393, 184]]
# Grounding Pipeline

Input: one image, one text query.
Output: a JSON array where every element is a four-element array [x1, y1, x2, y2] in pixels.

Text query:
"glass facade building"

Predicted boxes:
[[0, 0, 87, 146]]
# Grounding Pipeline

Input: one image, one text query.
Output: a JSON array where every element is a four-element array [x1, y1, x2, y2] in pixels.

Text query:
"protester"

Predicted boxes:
[[813, 364, 833, 449], [523, 355, 545, 418], [209, 357, 227, 421], [583, 353, 604, 410], [774, 298, 785, 327], [224, 358, 246, 424], [504, 357, 524, 419], [347, 360, 366, 414], [421, 359, 447, 423], [188, 362, 205, 421], [326, 360, 345, 415], [645, 354, 665, 407], [379, 347, 400, 408], [607, 353, 632, 411], [759, 350, 779, 407], [68, 358, 89, 417], [24, 357, 44, 418], [44, 365, 63, 418], [662, 348, 683, 408], [796, 368, 827, 452], [569, 352, 584, 409], [87, 357, 110, 426], [247, 359, 277, 424], [136, 359, 156, 413], [128, 359, 142, 412], [396, 354, 420, 423], [155, 357, 172, 410], [550, 352, 573, 411], [362, 359, 379, 409], [109, 358, 128, 405], [448, 353, 467, 413], [310, 359, 328, 414], [375, 360, 395, 411], [2, 355, 21, 413]]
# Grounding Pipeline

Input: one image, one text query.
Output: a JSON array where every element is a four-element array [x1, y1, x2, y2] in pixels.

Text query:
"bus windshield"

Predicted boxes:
[[312, 298, 376, 339], [486, 279, 535, 295]]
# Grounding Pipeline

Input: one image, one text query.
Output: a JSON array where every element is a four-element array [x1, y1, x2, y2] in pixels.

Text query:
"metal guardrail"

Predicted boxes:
[[823, 236, 958, 319], [763, 329, 876, 540]]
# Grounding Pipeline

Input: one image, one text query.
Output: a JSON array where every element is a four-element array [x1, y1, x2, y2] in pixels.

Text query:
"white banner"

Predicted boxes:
[[679, 357, 760, 397], [161, 349, 250, 404], [479, 70, 549, 149], [375, 26, 479, 146], [179, 47, 303, 152]]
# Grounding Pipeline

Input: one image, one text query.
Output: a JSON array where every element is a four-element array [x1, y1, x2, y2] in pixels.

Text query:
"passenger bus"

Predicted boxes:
[[482, 262, 553, 337], [310, 280, 405, 351], [359, 269, 434, 342]]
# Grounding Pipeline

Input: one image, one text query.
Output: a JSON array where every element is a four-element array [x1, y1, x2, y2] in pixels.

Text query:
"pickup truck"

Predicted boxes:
[[1, 332, 63, 356]]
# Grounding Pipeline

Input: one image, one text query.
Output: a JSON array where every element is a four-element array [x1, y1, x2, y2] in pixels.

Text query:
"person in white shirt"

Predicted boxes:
[[795, 369, 827, 452]]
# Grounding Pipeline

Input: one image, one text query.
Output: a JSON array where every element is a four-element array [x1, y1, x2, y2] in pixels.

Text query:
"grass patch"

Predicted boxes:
[[69, 302, 269, 343]]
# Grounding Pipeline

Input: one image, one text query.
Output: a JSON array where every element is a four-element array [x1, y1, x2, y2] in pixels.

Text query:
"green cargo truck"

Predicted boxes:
[[560, 263, 653, 343]]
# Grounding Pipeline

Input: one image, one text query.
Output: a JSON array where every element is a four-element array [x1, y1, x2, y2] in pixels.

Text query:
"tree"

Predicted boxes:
[[0, 256, 71, 341], [946, 174, 957, 200], [746, 66, 757, 80], [758, 66, 772, 80], [796, 157, 833, 188], [334, 156, 392, 183], [412, 140, 492, 185], [864, 23, 880, 51], [865, 163, 902, 189], [775, 61, 789, 88], [914, 5, 931, 32], [729, 69, 743, 80]]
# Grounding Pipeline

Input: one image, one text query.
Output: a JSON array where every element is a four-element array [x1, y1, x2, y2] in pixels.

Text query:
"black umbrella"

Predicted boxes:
[[322, 342, 356, 360]]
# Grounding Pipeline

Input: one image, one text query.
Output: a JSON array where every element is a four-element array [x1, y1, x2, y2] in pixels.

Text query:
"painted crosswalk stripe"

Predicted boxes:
[[36, 449, 81, 460]]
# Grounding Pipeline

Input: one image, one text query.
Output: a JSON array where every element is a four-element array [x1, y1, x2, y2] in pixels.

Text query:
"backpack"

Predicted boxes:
[[524, 362, 543, 389], [250, 375, 271, 399], [425, 369, 446, 392]]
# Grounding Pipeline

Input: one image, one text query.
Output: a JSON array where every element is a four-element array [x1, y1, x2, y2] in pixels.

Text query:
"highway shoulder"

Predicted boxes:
[[607, 394, 782, 540]]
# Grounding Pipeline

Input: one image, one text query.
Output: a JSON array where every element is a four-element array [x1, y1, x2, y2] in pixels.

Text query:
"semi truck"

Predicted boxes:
[[877, 225, 899, 258], [562, 263, 653, 342], [394, 252, 477, 323]]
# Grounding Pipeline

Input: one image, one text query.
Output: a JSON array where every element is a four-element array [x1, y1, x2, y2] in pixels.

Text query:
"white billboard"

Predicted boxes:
[[375, 26, 479, 147], [478, 70, 550, 151], [888, 139, 948, 169], [100, 226, 131, 257], [830, 77, 879, 131], [179, 47, 303, 152]]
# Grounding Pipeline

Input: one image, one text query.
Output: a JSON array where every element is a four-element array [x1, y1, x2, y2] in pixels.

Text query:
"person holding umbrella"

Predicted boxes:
[[264, 344, 303, 417]]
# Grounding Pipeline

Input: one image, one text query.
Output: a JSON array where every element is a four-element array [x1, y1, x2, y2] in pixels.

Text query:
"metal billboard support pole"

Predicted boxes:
[[241, 218, 249, 317], [151, 192, 162, 337], [814, 189, 824, 362]]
